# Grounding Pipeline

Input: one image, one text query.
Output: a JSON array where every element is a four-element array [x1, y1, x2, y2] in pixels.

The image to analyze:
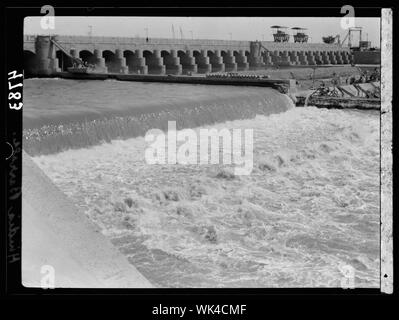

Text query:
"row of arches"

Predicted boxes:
[[23, 49, 251, 76], [49, 49, 251, 73], [23, 48, 351, 76], [66, 49, 250, 57], [259, 49, 352, 65], [71, 49, 249, 61]]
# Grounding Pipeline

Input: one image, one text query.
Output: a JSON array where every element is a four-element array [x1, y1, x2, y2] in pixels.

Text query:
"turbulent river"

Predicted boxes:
[[25, 79, 380, 288]]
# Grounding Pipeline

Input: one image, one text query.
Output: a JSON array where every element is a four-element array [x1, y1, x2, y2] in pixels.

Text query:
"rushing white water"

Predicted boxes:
[[32, 106, 380, 288]]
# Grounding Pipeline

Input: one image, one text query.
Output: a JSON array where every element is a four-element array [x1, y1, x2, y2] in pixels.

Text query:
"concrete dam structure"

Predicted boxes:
[[24, 35, 353, 76]]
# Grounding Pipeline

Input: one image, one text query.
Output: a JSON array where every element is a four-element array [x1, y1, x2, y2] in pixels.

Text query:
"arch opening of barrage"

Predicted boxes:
[[123, 50, 135, 58], [192, 50, 202, 65], [177, 50, 186, 58], [79, 50, 96, 64], [102, 50, 115, 62], [161, 50, 171, 66], [24, 50, 37, 77], [123, 50, 135, 73], [56, 50, 73, 71], [143, 50, 153, 58], [221, 50, 229, 64], [192, 50, 201, 59], [207, 50, 215, 57], [143, 50, 154, 69], [103, 50, 121, 73]]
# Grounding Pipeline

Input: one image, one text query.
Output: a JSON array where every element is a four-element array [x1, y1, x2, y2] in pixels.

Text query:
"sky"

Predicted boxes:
[[25, 16, 381, 47]]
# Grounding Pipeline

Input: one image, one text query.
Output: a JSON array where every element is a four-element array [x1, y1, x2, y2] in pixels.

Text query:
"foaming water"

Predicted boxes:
[[23, 79, 293, 156], [33, 107, 380, 288]]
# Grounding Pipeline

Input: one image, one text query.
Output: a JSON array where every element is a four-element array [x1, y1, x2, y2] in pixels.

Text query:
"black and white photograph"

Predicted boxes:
[[3, 4, 394, 298]]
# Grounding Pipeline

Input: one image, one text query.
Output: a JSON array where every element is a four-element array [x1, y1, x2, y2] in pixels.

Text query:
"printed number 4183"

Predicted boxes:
[[8, 71, 23, 110]]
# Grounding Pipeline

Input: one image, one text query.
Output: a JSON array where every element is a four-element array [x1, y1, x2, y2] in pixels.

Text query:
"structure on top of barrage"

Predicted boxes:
[[24, 35, 353, 77], [292, 27, 309, 43], [271, 26, 290, 43]]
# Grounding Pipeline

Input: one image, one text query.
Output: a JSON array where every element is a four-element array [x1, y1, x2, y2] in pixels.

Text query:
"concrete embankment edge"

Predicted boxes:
[[22, 150, 153, 288]]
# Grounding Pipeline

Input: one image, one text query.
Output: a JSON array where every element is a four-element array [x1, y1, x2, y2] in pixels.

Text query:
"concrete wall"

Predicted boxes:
[[353, 50, 381, 65]]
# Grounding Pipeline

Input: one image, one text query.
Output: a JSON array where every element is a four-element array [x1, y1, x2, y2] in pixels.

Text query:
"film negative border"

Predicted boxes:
[[380, 8, 393, 294], [2, 4, 395, 297]]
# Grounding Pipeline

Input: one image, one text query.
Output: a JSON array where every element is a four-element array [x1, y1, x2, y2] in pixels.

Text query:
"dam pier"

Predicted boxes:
[[24, 35, 353, 77]]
